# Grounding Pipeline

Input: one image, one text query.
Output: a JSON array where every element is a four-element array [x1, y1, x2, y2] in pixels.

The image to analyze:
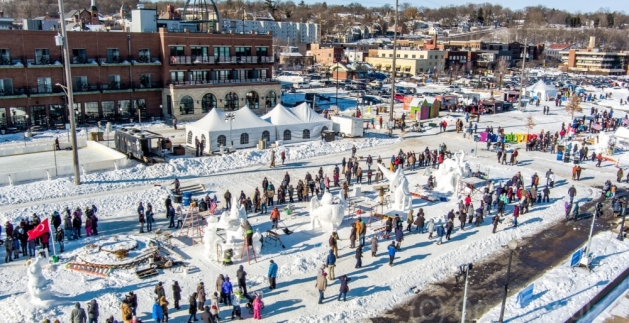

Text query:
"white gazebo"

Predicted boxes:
[[526, 80, 558, 101]]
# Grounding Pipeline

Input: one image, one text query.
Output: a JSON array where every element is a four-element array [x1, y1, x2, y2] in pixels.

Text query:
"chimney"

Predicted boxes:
[[588, 36, 596, 50]]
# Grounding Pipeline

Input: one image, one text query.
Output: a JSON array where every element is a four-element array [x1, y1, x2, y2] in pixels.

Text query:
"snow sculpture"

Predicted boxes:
[[431, 150, 470, 194], [204, 198, 253, 262], [309, 191, 347, 232], [27, 256, 51, 302], [377, 164, 413, 211]]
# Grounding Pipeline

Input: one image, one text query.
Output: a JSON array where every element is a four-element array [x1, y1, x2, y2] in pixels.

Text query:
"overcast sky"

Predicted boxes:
[[324, 0, 625, 14]]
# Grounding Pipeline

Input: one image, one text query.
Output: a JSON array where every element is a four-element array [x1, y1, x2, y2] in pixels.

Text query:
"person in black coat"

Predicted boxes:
[[337, 275, 352, 302], [236, 265, 248, 296], [172, 281, 182, 310], [188, 292, 198, 322], [355, 247, 362, 268], [445, 220, 454, 240], [200, 305, 215, 323], [55, 227, 65, 253]]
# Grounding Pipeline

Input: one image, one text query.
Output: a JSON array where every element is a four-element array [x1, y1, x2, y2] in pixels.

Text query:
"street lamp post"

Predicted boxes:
[[455, 263, 473, 323], [499, 239, 519, 322], [617, 198, 627, 241], [225, 112, 236, 151], [388, 0, 398, 137], [54, 0, 81, 186]]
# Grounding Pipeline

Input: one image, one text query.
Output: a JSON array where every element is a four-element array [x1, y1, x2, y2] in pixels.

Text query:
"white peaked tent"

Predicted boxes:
[[185, 106, 276, 152], [290, 103, 334, 136], [261, 103, 313, 142], [526, 80, 558, 100]]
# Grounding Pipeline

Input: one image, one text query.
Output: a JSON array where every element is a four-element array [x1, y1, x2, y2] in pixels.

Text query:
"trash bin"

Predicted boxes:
[[174, 194, 182, 204], [564, 152, 571, 163], [182, 192, 192, 206], [556, 150, 564, 161], [52, 255, 59, 263], [322, 130, 335, 142]]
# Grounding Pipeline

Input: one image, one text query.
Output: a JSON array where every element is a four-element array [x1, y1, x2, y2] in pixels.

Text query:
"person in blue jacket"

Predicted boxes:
[[221, 277, 233, 305], [268, 260, 278, 290], [152, 299, 164, 322], [436, 221, 446, 245], [387, 241, 397, 266], [326, 249, 336, 280]]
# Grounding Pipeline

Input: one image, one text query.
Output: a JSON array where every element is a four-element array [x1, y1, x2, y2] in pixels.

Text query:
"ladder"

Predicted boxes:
[[240, 236, 258, 265], [177, 206, 204, 245]]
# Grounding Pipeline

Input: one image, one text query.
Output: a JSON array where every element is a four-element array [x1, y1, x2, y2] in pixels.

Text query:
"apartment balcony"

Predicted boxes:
[[27, 55, 63, 68], [71, 56, 98, 67], [73, 83, 100, 94], [134, 82, 163, 92], [170, 55, 274, 65], [131, 55, 162, 65], [29, 86, 65, 98], [0, 56, 24, 69], [192, 56, 215, 64], [0, 87, 27, 99], [102, 81, 132, 93], [167, 78, 277, 87], [98, 57, 131, 67]]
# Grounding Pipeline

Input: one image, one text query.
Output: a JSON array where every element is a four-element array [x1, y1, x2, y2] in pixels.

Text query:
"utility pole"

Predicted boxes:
[[56, 0, 81, 185], [388, 0, 398, 137], [517, 38, 527, 112]]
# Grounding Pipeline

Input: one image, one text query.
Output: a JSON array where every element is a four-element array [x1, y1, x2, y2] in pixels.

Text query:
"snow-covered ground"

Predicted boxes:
[[480, 231, 629, 323], [1, 70, 629, 323]]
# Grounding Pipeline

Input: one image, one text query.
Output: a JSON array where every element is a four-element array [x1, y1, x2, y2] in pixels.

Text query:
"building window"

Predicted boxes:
[[37, 77, 51, 93], [0, 49, 10, 64], [35, 49, 50, 65], [9, 107, 26, 127], [262, 130, 270, 142], [106, 48, 120, 63], [404, 54, 408, 58], [138, 49, 150, 62], [74, 76, 88, 91], [118, 100, 133, 117], [191, 46, 209, 58], [85, 102, 99, 119], [267, 91, 276, 108], [224, 92, 238, 111], [170, 46, 184, 57], [217, 135, 227, 147], [202, 93, 216, 113], [420, 55, 424, 59], [303, 129, 310, 139], [139, 74, 152, 88], [389, 54, 392, 58], [283, 129, 291, 141], [412, 55, 416, 58], [190, 70, 210, 83], [170, 71, 185, 84], [101, 101, 114, 118], [49, 104, 66, 125], [235, 47, 251, 57], [72, 49, 86, 63], [108, 75, 121, 89], [30, 105, 46, 126], [179, 95, 194, 115], [246, 91, 259, 109], [214, 46, 230, 59], [240, 133, 249, 144]]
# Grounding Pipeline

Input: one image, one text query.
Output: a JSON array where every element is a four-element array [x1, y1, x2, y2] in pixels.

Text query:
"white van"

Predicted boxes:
[[293, 82, 311, 89]]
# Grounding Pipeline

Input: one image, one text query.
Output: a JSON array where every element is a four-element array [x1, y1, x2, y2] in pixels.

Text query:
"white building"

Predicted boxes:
[[221, 19, 319, 45]]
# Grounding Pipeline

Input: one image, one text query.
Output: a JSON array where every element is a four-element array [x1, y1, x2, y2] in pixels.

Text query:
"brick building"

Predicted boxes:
[[0, 27, 278, 130]]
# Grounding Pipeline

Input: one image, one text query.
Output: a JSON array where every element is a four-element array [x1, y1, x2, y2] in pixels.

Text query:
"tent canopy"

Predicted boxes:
[[185, 106, 276, 152], [262, 103, 306, 125], [526, 80, 558, 99], [263, 103, 331, 141]]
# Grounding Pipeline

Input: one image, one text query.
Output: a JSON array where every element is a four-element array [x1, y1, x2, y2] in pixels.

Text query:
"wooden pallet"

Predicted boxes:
[[136, 267, 159, 279], [66, 262, 111, 277]]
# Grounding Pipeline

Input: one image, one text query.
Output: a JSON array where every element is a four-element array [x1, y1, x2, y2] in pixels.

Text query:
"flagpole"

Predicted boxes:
[[49, 218, 56, 256]]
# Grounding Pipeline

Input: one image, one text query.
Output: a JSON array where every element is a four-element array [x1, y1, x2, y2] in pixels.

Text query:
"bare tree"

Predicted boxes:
[[526, 115, 535, 134], [565, 94, 583, 120]]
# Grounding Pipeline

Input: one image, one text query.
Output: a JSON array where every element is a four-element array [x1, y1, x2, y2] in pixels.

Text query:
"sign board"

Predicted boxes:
[[570, 248, 584, 267], [517, 283, 534, 307]]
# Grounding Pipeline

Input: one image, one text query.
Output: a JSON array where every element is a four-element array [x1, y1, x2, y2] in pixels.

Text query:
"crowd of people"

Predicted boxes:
[[1, 205, 98, 262]]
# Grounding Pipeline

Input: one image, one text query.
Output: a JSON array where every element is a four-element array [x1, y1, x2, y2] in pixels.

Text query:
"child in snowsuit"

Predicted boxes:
[[370, 236, 378, 257], [253, 295, 262, 320], [355, 247, 362, 268]]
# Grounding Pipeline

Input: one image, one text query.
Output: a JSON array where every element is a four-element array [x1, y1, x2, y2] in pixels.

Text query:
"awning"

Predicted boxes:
[[374, 63, 382, 67], [404, 66, 411, 71], [395, 66, 401, 70], [384, 64, 391, 68]]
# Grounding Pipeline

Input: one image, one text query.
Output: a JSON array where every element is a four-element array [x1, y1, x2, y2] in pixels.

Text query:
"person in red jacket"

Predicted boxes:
[[464, 195, 472, 207]]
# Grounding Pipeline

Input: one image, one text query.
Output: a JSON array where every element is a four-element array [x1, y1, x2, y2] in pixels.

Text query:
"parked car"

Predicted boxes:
[[369, 80, 383, 87], [348, 90, 366, 97], [293, 82, 311, 89]]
